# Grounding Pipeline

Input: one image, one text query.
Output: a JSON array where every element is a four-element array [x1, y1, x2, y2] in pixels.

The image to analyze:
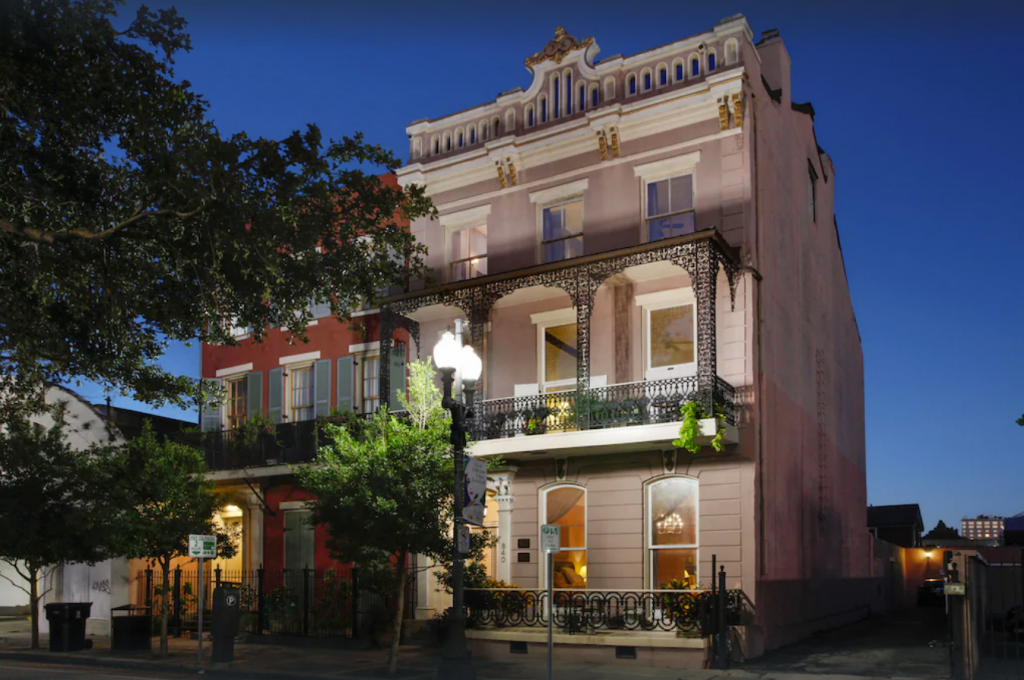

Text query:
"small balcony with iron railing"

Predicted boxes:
[[199, 419, 322, 473], [380, 230, 742, 459]]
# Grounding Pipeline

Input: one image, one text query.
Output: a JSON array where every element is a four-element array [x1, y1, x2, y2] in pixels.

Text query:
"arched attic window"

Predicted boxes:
[[590, 84, 599, 108], [553, 75, 561, 119], [674, 59, 684, 82], [492, 116, 501, 137], [540, 95, 548, 123], [456, 128, 464, 148], [469, 124, 476, 144], [443, 131, 452, 152], [506, 109, 515, 133], [431, 135, 439, 156], [708, 49, 717, 72], [642, 68, 652, 92], [725, 38, 739, 65], [604, 77, 615, 101], [659, 64, 668, 86], [481, 121, 489, 141], [690, 54, 700, 77], [628, 74, 637, 96], [526, 104, 535, 128], [565, 72, 573, 115]]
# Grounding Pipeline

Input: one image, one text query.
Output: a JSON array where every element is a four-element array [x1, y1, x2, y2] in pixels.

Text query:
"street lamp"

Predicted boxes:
[[434, 331, 480, 680]]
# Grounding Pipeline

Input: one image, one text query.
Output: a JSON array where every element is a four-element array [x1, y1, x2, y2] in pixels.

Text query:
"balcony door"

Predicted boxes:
[[641, 294, 697, 382], [539, 320, 577, 394]]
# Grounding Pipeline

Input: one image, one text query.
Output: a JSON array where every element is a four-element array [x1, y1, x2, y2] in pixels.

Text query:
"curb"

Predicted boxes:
[[0, 650, 332, 679]]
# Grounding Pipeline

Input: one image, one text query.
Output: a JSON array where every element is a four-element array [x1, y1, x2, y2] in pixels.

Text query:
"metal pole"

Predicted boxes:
[[197, 556, 204, 663], [547, 550, 554, 680], [437, 368, 476, 680]]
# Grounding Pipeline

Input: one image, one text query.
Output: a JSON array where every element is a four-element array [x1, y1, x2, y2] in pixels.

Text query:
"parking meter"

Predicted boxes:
[[211, 584, 241, 663]]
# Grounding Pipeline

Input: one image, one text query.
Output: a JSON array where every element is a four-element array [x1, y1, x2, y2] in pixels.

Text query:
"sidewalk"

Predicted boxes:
[[0, 619, 938, 680]]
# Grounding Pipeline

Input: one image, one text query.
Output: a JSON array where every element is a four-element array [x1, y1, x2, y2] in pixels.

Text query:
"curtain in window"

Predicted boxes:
[[546, 486, 584, 523]]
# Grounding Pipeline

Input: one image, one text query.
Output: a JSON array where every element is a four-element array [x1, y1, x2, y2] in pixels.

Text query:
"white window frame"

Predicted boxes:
[[634, 151, 700, 243], [440, 205, 491, 284], [225, 375, 249, 430], [635, 289, 697, 380], [645, 475, 699, 590], [531, 179, 588, 265], [285, 362, 315, 423], [531, 308, 578, 393], [538, 483, 587, 588], [351, 347, 381, 415]]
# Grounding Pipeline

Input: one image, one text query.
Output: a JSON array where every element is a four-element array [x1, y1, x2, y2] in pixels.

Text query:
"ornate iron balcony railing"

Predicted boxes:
[[199, 420, 321, 471], [463, 587, 743, 636], [472, 376, 735, 441]]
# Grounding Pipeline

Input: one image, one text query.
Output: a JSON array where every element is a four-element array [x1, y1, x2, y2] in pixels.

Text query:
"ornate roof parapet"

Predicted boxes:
[[525, 27, 595, 70]]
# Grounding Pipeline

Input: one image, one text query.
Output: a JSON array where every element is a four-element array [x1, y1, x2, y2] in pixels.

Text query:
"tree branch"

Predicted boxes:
[[0, 570, 31, 597], [2, 206, 204, 244]]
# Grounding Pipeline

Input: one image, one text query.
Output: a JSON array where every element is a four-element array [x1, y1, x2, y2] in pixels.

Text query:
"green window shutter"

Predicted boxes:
[[284, 509, 315, 571], [336, 356, 354, 412], [388, 346, 406, 410], [268, 368, 284, 424], [314, 359, 331, 418], [200, 378, 222, 431], [247, 371, 263, 417]]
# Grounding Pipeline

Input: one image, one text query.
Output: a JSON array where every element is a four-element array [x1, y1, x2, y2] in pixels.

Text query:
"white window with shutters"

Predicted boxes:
[[284, 508, 315, 572]]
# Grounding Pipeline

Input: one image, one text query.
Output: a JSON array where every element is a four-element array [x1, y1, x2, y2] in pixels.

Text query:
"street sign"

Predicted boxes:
[[541, 524, 561, 554], [462, 455, 487, 527], [188, 534, 217, 558], [944, 582, 966, 596], [457, 525, 471, 555]]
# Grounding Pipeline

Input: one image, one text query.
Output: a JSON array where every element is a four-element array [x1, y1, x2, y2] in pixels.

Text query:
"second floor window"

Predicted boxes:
[[541, 200, 583, 263], [362, 356, 380, 414], [227, 377, 247, 430], [449, 224, 487, 282], [646, 174, 695, 241], [290, 366, 313, 422]]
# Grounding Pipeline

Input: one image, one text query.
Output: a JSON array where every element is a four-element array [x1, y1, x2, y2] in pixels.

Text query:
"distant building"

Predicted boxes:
[[962, 515, 1005, 542], [92, 403, 193, 441], [868, 504, 924, 548]]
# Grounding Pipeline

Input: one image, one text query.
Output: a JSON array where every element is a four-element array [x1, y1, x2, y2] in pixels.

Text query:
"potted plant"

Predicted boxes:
[[673, 401, 727, 454], [523, 407, 550, 435]]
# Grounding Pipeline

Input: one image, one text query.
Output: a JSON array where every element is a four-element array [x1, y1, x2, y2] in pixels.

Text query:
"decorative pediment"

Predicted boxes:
[[525, 27, 594, 68]]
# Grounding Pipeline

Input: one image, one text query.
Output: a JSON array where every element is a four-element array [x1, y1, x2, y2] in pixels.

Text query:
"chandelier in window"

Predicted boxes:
[[656, 512, 685, 535]]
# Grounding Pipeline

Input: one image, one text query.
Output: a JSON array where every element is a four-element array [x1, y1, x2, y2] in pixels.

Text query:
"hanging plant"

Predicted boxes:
[[672, 401, 727, 453]]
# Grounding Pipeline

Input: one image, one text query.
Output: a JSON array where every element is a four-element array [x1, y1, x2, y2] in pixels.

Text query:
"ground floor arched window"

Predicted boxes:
[[541, 484, 587, 588], [646, 476, 698, 588]]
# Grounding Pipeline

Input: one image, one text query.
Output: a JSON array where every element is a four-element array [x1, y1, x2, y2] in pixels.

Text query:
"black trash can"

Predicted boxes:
[[111, 605, 152, 652], [44, 602, 92, 652], [211, 584, 241, 663]]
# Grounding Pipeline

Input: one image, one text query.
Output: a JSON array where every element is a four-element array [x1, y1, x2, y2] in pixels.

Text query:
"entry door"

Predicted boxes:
[[284, 510, 315, 572]]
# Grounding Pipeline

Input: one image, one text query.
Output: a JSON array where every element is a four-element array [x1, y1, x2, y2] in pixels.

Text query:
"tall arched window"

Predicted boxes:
[[643, 69, 652, 91], [492, 116, 500, 136], [675, 60, 684, 82], [469, 125, 476, 144], [708, 50, 717, 72], [481, 121, 489, 141], [659, 66, 668, 86], [690, 56, 700, 77], [456, 128, 464, 148], [542, 484, 587, 587], [646, 477, 698, 589], [591, 84, 599, 108], [628, 74, 637, 96], [604, 77, 615, 101], [443, 131, 452, 152], [540, 95, 548, 123], [431, 136, 439, 156], [725, 38, 739, 65], [527, 104, 535, 128], [553, 75, 560, 119]]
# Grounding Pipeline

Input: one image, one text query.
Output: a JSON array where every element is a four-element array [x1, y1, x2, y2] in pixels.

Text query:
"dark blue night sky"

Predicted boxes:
[[76, 0, 1024, 532]]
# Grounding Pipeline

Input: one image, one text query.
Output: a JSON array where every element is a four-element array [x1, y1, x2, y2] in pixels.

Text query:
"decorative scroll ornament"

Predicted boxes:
[[507, 159, 519, 186], [525, 27, 595, 68], [609, 127, 621, 158], [717, 97, 730, 131], [496, 161, 507, 189], [596, 130, 609, 161], [732, 93, 744, 128]]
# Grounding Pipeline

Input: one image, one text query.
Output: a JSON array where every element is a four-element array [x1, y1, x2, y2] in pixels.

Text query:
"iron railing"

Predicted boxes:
[[136, 565, 402, 639], [463, 587, 743, 635], [473, 376, 735, 441], [200, 420, 321, 471]]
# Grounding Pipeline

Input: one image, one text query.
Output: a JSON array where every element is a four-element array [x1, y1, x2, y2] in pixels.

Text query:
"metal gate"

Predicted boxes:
[[964, 549, 1024, 679]]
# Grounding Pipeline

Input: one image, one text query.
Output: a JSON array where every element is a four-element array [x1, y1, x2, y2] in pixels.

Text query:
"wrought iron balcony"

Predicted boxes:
[[473, 376, 735, 441], [200, 420, 321, 471], [463, 587, 744, 636]]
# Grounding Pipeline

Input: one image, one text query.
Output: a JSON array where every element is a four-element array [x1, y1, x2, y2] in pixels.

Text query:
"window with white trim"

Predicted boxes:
[[541, 200, 583, 263], [642, 297, 696, 380], [226, 376, 247, 430], [449, 223, 487, 282], [290, 366, 314, 422], [647, 477, 698, 588], [533, 309, 578, 393], [542, 485, 587, 587], [645, 173, 695, 241], [361, 355, 380, 414]]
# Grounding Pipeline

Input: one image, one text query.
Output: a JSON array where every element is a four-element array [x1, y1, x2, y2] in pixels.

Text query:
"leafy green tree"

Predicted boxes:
[[1017, 414, 1023, 426], [0, 405, 112, 648], [296, 399, 452, 674], [0, 0, 433, 419], [104, 424, 236, 657], [923, 520, 960, 541]]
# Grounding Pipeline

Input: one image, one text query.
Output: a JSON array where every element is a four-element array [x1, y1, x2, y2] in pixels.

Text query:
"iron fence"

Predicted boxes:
[[970, 549, 1024, 679], [136, 565, 399, 639], [473, 376, 736, 441]]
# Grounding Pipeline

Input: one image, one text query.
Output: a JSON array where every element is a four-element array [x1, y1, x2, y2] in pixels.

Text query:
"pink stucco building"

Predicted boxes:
[[386, 16, 868, 664]]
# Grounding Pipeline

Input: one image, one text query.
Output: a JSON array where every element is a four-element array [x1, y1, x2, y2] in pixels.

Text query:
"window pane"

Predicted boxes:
[[553, 551, 587, 587], [562, 201, 583, 235], [653, 548, 697, 588], [650, 304, 695, 368], [544, 323, 577, 384], [649, 213, 694, 241], [650, 478, 697, 546], [647, 179, 669, 217], [669, 175, 694, 213], [542, 206, 563, 240], [470, 225, 487, 257], [450, 230, 467, 260], [292, 368, 313, 422], [546, 487, 585, 547]]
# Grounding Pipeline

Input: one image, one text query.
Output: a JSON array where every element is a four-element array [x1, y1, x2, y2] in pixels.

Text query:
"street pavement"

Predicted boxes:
[[0, 611, 950, 680]]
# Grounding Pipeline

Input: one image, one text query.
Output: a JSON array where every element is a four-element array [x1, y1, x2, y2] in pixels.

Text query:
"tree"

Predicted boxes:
[[0, 405, 111, 648], [0, 0, 433, 418], [923, 520, 960, 541], [104, 424, 235, 657], [296, 364, 452, 674], [1017, 414, 1023, 426]]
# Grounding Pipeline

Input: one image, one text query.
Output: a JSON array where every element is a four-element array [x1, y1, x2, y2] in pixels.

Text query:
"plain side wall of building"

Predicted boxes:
[[750, 34, 869, 649]]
